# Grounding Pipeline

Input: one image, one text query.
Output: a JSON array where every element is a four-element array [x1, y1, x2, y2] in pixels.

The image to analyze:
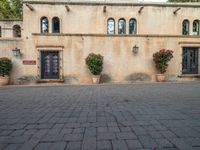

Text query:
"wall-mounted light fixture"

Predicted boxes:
[[12, 47, 21, 56], [132, 44, 139, 54]]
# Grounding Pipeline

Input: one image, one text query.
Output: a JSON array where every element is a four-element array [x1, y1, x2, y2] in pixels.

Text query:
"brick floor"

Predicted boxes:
[[0, 83, 200, 150]]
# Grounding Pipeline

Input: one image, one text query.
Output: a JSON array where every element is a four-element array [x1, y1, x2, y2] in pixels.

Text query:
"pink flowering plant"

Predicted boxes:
[[153, 49, 173, 74], [85, 53, 103, 75]]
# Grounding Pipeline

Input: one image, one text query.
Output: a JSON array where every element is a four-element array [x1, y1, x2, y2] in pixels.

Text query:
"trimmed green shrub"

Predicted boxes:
[[85, 53, 103, 75], [0, 57, 12, 77]]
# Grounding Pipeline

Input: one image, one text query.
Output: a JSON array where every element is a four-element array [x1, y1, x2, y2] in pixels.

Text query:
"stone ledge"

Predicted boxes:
[[37, 79, 65, 83], [32, 33, 200, 38], [178, 74, 200, 78]]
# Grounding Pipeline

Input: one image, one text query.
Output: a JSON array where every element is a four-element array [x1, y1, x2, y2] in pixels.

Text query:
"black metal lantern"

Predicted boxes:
[[132, 44, 139, 54], [12, 47, 21, 56]]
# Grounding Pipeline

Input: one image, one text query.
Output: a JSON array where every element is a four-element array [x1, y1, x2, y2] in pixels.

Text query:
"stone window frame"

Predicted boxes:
[[107, 18, 115, 34], [13, 24, 21, 38], [52, 17, 60, 33], [182, 19, 190, 36], [118, 18, 126, 34], [129, 18, 137, 35], [40, 16, 49, 33], [192, 19, 199, 36]]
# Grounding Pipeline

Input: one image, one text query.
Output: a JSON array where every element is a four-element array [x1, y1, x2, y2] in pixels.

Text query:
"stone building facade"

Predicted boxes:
[[0, 0, 200, 84]]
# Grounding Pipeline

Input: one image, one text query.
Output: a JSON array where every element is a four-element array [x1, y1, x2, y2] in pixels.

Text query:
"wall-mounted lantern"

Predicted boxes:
[[12, 47, 21, 56], [132, 44, 139, 54]]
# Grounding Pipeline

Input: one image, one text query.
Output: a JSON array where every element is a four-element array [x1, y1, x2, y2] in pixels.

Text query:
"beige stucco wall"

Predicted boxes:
[[1, 1, 200, 84]]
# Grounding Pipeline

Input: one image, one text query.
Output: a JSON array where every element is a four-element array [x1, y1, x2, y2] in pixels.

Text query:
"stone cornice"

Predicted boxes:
[[23, 1, 200, 8], [32, 33, 200, 38]]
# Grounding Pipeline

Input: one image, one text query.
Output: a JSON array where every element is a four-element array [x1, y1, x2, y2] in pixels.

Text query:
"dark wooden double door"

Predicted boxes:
[[41, 51, 59, 79], [182, 47, 199, 74]]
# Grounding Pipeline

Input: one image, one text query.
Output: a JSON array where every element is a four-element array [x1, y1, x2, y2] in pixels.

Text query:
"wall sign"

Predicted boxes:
[[23, 60, 36, 65]]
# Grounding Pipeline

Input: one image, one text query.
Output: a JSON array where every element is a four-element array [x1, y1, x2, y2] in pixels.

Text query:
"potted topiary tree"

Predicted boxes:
[[85, 53, 103, 84], [153, 49, 173, 82], [0, 57, 12, 85]]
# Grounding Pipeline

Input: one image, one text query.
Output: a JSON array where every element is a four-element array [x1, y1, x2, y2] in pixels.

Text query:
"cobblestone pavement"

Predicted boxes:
[[0, 83, 200, 150]]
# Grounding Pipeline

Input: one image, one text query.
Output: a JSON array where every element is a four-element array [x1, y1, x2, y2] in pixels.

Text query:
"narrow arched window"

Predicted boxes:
[[52, 17, 60, 33], [193, 20, 199, 35], [107, 18, 115, 34], [129, 18, 137, 34], [13, 25, 21, 37], [0, 26, 1, 37], [118, 18, 126, 34], [41, 17, 49, 33], [182, 19, 189, 35]]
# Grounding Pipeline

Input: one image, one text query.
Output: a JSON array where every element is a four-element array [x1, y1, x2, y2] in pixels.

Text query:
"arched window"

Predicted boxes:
[[13, 25, 21, 37], [193, 20, 199, 35], [107, 18, 115, 34], [118, 18, 126, 34], [52, 17, 60, 33], [182, 19, 189, 35], [129, 18, 137, 34], [0, 26, 1, 37], [41, 17, 49, 33]]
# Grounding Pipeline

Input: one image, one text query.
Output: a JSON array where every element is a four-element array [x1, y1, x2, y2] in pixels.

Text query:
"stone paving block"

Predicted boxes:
[[108, 127, 120, 133], [97, 140, 112, 150], [34, 142, 52, 150], [3, 143, 22, 150], [126, 139, 143, 149], [31, 129, 49, 140], [40, 134, 64, 142], [23, 129, 37, 135], [19, 139, 39, 150], [0, 130, 13, 136], [116, 132, 137, 140], [52, 123, 65, 129], [0, 143, 7, 150], [24, 124, 37, 129], [10, 130, 25, 136], [66, 141, 82, 150], [60, 128, 73, 134], [148, 131, 164, 139], [155, 138, 174, 148], [112, 140, 129, 150], [132, 126, 147, 136], [169, 138, 194, 150], [138, 136, 158, 148], [73, 128, 85, 134], [9, 135, 31, 144], [49, 142, 67, 150], [98, 133, 116, 140], [82, 137, 96, 150], [84, 127, 96, 137], [160, 131, 177, 138], [64, 133, 83, 141], [97, 127, 108, 133]]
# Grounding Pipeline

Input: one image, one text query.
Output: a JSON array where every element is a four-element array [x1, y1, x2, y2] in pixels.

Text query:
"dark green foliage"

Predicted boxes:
[[85, 53, 103, 75], [0, 0, 22, 19], [153, 49, 173, 74], [0, 57, 12, 77]]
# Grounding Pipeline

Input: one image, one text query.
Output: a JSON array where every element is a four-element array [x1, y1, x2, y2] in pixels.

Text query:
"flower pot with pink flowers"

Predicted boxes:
[[153, 49, 173, 82]]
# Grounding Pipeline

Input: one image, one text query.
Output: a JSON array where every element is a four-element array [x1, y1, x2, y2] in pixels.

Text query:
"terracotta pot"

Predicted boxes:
[[0, 76, 10, 86], [156, 74, 165, 82], [92, 75, 101, 84]]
